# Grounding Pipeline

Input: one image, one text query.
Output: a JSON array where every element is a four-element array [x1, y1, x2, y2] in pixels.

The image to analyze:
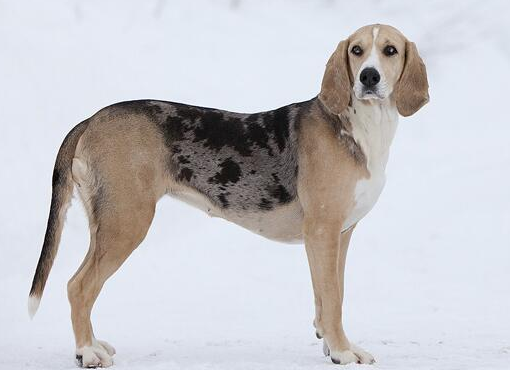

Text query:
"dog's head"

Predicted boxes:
[[319, 24, 429, 117]]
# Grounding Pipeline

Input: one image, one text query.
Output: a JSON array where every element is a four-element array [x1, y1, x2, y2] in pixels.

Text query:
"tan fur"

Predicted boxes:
[[319, 40, 352, 115], [395, 41, 430, 116], [29, 24, 428, 367], [296, 104, 366, 359], [331, 24, 428, 114], [348, 25, 407, 81], [68, 114, 167, 359]]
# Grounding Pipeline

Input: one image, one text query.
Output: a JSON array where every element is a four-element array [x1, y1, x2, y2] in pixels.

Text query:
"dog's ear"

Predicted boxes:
[[394, 41, 429, 117], [319, 40, 352, 115]]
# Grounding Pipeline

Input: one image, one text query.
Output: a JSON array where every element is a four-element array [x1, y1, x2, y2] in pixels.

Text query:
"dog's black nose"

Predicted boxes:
[[360, 67, 380, 88]]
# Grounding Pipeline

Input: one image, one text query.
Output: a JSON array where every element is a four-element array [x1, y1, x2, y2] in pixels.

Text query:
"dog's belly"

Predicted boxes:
[[226, 201, 304, 243], [170, 186, 304, 243]]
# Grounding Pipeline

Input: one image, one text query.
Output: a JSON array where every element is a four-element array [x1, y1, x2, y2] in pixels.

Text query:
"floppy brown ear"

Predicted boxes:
[[395, 41, 429, 117], [319, 40, 352, 115]]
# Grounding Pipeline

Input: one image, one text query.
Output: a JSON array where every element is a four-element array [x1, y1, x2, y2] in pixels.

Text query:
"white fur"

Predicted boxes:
[[326, 341, 376, 364], [354, 27, 392, 100], [342, 96, 399, 231], [28, 295, 40, 319], [76, 339, 115, 368]]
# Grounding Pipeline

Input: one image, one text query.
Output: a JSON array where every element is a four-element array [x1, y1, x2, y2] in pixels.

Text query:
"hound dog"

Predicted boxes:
[[29, 24, 428, 367]]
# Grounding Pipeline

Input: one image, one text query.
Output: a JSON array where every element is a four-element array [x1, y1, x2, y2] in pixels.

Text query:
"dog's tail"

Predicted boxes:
[[28, 120, 89, 318]]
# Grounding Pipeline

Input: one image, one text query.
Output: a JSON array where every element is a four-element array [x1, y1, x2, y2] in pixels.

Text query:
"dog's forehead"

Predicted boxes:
[[348, 25, 374, 45], [376, 25, 406, 46], [349, 24, 406, 45]]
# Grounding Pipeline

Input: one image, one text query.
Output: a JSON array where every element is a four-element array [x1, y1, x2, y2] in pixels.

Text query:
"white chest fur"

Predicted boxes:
[[342, 98, 399, 231]]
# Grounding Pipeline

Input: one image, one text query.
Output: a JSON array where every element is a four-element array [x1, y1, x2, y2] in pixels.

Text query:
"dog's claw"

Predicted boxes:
[[76, 354, 101, 369]]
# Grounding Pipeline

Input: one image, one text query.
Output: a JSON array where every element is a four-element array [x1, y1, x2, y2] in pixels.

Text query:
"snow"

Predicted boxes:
[[0, 0, 509, 369]]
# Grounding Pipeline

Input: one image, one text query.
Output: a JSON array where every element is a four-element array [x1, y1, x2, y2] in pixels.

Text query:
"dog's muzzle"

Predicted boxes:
[[359, 67, 382, 98]]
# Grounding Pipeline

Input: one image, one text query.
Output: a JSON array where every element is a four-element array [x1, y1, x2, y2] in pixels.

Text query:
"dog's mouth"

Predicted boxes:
[[359, 88, 384, 100]]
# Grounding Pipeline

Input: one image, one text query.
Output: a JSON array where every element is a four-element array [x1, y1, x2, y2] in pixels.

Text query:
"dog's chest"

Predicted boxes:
[[342, 101, 398, 231]]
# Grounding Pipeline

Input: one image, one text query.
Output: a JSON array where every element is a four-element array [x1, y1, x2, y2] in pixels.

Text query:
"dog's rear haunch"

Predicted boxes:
[[29, 24, 428, 367]]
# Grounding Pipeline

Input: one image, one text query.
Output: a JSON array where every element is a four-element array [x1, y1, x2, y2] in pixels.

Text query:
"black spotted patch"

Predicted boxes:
[[218, 193, 229, 207], [269, 184, 292, 204], [258, 198, 273, 210], [208, 158, 241, 185], [270, 106, 290, 152], [177, 155, 190, 165], [178, 167, 193, 182], [52, 168, 62, 186], [193, 111, 254, 156], [147, 98, 313, 211]]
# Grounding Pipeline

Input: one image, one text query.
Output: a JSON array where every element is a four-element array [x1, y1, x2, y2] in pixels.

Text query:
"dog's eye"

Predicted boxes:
[[351, 45, 363, 56], [383, 45, 398, 56]]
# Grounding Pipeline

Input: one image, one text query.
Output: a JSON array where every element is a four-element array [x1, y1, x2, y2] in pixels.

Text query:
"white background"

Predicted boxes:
[[0, 0, 509, 369]]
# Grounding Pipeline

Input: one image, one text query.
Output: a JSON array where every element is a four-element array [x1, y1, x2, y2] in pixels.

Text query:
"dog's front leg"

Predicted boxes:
[[304, 217, 374, 365]]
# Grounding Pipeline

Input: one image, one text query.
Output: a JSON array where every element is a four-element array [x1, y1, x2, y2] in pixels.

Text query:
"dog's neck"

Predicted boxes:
[[344, 94, 399, 173]]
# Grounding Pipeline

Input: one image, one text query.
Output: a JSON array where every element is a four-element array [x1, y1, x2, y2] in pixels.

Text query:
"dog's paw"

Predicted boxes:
[[95, 340, 116, 357], [76, 339, 115, 368], [350, 344, 375, 364], [324, 341, 375, 365]]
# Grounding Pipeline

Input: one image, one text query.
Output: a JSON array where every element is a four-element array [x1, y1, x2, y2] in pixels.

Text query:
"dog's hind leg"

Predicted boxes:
[[68, 159, 157, 368]]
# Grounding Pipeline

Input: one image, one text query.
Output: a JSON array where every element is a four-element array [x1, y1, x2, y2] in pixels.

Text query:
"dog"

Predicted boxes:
[[29, 24, 428, 367]]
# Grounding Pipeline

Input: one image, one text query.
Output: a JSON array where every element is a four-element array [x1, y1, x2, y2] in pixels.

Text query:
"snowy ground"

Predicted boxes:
[[1, 0, 509, 369]]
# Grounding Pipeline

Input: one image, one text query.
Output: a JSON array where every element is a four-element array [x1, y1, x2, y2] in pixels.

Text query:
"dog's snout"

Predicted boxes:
[[360, 67, 380, 88]]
